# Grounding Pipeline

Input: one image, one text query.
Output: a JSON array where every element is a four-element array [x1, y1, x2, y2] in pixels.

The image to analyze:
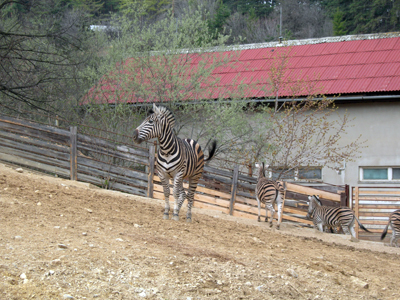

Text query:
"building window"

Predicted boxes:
[[360, 167, 400, 181]]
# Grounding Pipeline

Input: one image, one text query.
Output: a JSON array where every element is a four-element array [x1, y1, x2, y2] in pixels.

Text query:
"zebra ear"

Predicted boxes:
[[153, 104, 160, 115]]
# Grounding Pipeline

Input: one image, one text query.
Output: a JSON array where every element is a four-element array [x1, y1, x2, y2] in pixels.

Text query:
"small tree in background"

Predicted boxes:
[[243, 47, 365, 179]]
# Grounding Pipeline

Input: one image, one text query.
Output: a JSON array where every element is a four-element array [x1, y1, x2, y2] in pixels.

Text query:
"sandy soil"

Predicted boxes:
[[0, 163, 399, 300]]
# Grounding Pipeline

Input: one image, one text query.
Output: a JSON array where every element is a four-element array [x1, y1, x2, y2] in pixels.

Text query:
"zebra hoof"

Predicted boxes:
[[276, 225, 280, 230], [172, 215, 179, 221], [186, 218, 192, 223], [269, 223, 273, 228], [163, 214, 169, 220]]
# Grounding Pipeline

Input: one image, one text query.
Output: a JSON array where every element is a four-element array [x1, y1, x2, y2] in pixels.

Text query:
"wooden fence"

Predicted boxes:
[[352, 186, 400, 241], [0, 114, 151, 197], [0, 114, 346, 229]]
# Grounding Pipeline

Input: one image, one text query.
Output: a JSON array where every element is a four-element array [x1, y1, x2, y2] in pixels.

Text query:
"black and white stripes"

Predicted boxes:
[[381, 209, 400, 247], [255, 162, 285, 229], [133, 104, 216, 222], [307, 195, 370, 238]]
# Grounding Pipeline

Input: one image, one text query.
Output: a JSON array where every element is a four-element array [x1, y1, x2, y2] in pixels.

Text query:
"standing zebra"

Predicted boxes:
[[381, 209, 400, 247], [255, 162, 285, 229], [307, 195, 370, 238], [133, 104, 217, 222]]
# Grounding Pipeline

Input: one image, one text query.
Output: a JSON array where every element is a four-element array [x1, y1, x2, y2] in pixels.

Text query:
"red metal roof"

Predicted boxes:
[[85, 35, 400, 104]]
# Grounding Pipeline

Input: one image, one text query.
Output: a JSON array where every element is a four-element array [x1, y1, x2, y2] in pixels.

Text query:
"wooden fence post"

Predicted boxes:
[[354, 186, 359, 239], [147, 144, 156, 198], [70, 126, 77, 181], [229, 165, 239, 215]]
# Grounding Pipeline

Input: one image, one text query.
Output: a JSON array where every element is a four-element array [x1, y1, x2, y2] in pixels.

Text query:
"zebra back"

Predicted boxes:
[[381, 209, 400, 240], [313, 206, 355, 227]]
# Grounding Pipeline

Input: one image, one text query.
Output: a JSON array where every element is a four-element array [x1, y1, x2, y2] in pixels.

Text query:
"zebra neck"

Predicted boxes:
[[158, 128, 179, 156]]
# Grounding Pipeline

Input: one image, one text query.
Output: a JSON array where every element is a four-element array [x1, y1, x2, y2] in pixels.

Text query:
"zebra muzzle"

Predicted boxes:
[[132, 129, 143, 144]]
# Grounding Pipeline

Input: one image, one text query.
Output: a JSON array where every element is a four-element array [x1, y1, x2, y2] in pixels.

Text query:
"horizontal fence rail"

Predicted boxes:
[[352, 186, 400, 242]]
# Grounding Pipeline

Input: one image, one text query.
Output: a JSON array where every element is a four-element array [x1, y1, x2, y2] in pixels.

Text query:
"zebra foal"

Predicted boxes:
[[381, 210, 400, 247], [133, 104, 217, 222], [255, 163, 285, 229], [306, 195, 370, 238]]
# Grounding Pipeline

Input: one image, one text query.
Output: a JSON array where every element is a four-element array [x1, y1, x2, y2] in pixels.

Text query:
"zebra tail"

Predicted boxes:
[[381, 222, 390, 240], [204, 140, 217, 162], [355, 216, 371, 233]]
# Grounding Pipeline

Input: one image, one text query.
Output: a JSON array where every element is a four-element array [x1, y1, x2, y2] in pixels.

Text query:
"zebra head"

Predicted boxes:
[[133, 104, 175, 144], [306, 195, 321, 219]]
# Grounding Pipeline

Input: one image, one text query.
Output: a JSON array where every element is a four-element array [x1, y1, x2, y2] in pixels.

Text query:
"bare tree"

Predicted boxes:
[[0, 0, 95, 115]]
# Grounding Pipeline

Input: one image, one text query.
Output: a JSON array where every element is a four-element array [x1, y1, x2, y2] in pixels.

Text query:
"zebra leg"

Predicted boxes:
[[185, 178, 199, 223], [349, 226, 357, 238], [316, 223, 324, 232], [160, 175, 170, 220], [256, 195, 262, 222], [172, 176, 185, 221], [276, 194, 283, 230], [266, 204, 275, 227]]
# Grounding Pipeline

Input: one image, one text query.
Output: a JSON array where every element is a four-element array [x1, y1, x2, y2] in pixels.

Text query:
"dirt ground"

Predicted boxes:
[[0, 164, 400, 300]]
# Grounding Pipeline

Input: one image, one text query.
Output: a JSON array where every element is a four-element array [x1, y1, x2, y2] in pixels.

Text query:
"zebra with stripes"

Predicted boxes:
[[133, 104, 217, 222], [255, 162, 285, 229], [381, 209, 400, 247], [306, 195, 370, 238]]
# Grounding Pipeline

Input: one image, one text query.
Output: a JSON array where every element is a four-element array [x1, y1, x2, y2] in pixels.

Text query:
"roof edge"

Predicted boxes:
[[224, 32, 400, 51]]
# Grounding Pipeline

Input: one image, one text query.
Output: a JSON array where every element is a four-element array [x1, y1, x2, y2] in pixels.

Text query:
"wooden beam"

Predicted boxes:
[[229, 165, 239, 215], [147, 144, 155, 198], [286, 182, 341, 202], [70, 126, 77, 181]]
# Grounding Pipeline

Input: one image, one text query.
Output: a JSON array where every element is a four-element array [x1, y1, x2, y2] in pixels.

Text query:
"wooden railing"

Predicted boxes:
[[352, 186, 400, 241]]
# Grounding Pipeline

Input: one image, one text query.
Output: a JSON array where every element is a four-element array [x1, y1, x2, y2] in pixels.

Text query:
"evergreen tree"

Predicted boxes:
[[333, 7, 347, 35]]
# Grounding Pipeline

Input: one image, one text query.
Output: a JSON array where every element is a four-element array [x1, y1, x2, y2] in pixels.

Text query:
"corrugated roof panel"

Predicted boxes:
[[385, 50, 400, 63], [338, 39, 364, 53], [225, 60, 251, 73], [235, 72, 257, 85], [366, 50, 390, 64], [242, 59, 268, 72], [339, 65, 363, 79], [386, 76, 400, 91], [348, 78, 373, 93], [376, 37, 399, 51], [322, 41, 346, 54], [239, 48, 263, 61], [329, 52, 353, 66], [377, 62, 400, 76], [358, 63, 382, 78], [306, 43, 328, 56], [393, 38, 400, 49], [254, 47, 292, 60], [254, 47, 275, 60], [287, 68, 307, 81], [358, 39, 380, 51], [287, 56, 303, 68], [297, 55, 319, 68], [312, 54, 335, 67], [302, 68, 324, 81], [328, 79, 354, 94], [349, 52, 372, 65], [219, 73, 239, 85], [291, 44, 312, 57], [252, 71, 270, 84], [367, 77, 392, 92], [320, 66, 345, 80]]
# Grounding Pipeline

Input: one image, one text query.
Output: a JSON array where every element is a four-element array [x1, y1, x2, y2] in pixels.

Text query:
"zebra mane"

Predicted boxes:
[[150, 104, 176, 129]]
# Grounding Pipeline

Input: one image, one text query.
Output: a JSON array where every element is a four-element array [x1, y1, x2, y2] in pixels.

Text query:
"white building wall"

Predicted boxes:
[[323, 101, 400, 187]]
